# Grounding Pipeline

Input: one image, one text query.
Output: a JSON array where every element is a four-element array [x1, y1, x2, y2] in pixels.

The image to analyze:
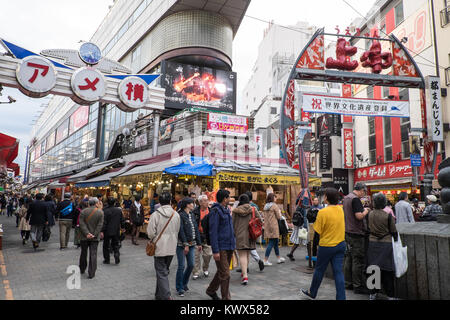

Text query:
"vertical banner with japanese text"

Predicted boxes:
[[426, 76, 443, 142], [342, 128, 354, 169]]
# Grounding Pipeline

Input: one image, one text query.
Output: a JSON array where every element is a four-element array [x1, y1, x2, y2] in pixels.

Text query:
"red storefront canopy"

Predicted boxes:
[[0, 132, 19, 173]]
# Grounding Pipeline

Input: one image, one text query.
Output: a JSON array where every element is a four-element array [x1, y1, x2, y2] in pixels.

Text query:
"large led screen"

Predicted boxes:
[[162, 61, 236, 113]]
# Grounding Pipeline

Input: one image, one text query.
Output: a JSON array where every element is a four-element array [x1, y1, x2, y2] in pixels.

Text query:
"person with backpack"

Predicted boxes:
[[287, 204, 306, 261], [56, 193, 75, 250], [232, 194, 262, 285], [205, 189, 236, 300], [192, 195, 213, 280], [262, 193, 285, 266]]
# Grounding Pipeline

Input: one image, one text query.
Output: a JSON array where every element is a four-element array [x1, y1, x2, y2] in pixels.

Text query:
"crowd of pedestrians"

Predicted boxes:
[[0, 182, 444, 301]]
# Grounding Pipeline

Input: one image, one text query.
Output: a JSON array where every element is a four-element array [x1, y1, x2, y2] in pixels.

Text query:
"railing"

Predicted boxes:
[[441, 7, 450, 27]]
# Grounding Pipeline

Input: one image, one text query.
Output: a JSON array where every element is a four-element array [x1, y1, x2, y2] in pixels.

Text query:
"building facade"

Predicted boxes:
[[27, 0, 250, 184]]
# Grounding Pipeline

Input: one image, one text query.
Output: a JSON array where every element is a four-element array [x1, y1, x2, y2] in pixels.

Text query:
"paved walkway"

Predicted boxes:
[[0, 214, 367, 300]]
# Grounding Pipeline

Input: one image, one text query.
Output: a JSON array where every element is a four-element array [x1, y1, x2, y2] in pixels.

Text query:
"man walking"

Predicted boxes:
[[206, 189, 236, 300], [56, 193, 75, 249], [192, 195, 213, 280], [26, 193, 49, 250], [343, 182, 370, 294], [147, 192, 180, 300], [394, 192, 415, 224], [101, 197, 125, 265], [79, 197, 104, 279]]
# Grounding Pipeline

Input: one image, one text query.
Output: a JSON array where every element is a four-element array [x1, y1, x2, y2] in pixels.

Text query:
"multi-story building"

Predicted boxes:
[[27, 0, 251, 185], [350, 0, 444, 199]]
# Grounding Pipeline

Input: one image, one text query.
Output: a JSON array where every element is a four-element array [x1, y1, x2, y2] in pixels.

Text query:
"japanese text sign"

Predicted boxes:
[[16, 56, 57, 98], [207, 113, 248, 137], [303, 94, 410, 118], [118, 76, 149, 109], [426, 76, 443, 142], [342, 128, 354, 169]]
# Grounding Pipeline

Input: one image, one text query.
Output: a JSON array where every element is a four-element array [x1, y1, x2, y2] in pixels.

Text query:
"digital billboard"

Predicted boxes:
[[161, 61, 236, 113]]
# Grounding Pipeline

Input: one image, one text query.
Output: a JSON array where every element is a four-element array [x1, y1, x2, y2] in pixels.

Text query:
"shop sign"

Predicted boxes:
[[317, 114, 341, 136], [16, 56, 57, 98], [71, 67, 106, 104], [410, 154, 422, 167], [333, 168, 349, 195], [255, 134, 263, 158], [342, 128, 354, 169], [426, 76, 443, 142], [217, 172, 301, 186], [118, 76, 149, 109], [207, 113, 248, 137], [69, 105, 89, 135], [319, 136, 331, 170], [135, 133, 148, 149], [303, 94, 410, 118], [354, 160, 413, 182]]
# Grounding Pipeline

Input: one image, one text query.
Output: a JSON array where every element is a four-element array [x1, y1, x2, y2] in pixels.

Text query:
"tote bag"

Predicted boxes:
[[392, 234, 408, 278]]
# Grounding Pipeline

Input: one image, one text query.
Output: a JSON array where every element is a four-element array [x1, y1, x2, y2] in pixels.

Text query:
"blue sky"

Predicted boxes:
[[0, 0, 376, 176]]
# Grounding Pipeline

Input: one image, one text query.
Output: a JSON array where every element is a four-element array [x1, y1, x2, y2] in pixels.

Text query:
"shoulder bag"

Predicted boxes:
[[146, 212, 175, 257], [248, 207, 263, 240]]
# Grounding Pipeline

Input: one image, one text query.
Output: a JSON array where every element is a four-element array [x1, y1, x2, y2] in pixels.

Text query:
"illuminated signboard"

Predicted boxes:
[[69, 105, 90, 135], [162, 61, 236, 113]]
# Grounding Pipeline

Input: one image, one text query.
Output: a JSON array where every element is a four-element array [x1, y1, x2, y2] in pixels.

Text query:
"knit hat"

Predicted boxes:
[[427, 195, 438, 203]]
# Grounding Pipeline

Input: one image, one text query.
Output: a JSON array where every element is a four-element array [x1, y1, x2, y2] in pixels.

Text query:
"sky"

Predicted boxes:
[[0, 0, 376, 176]]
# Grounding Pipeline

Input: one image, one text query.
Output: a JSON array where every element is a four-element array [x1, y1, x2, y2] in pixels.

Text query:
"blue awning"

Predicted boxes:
[[75, 180, 110, 188], [164, 157, 213, 177]]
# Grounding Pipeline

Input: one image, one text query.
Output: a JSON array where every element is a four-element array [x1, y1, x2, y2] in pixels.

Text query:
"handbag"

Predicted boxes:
[[392, 234, 408, 278], [146, 212, 174, 257], [278, 217, 288, 236], [297, 227, 308, 240], [248, 207, 263, 240]]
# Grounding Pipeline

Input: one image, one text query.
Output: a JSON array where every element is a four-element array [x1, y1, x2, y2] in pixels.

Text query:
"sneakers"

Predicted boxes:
[[258, 260, 265, 271], [103, 260, 110, 264], [277, 257, 286, 264], [178, 291, 185, 297], [287, 253, 295, 261], [300, 289, 315, 300], [241, 277, 248, 285], [114, 253, 120, 265], [369, 294, 377, 301], [263, 260, 272, 266], [192, 274, 199, 280], [204, 271, 209, 277]]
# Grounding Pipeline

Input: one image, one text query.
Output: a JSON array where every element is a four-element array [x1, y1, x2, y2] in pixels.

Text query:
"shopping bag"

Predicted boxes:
[[392, 235, 408, 278], [298, 228, 308, 240]]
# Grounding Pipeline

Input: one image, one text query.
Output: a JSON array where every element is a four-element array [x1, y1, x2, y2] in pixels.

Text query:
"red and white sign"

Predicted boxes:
[[207, 113, 248, 137], [118, 76, 149, 109], [71, 67, 106, 104], [69, 105, 90, 135], [354, 160, 413, 182], [16, 56, 57, 98], [342, 128, 354, 169]]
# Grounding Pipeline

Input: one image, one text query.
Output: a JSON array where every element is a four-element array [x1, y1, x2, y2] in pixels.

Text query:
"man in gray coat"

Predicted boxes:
[[394, 192, 415, 224], [79, 197, 104, 279], [147, 192, 180, 300]]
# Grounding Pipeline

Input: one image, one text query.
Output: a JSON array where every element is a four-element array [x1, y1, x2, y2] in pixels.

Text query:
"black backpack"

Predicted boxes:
[[292, 207, 305, 227], [201, 213, 211, 245], [307, 208, 320, 224]]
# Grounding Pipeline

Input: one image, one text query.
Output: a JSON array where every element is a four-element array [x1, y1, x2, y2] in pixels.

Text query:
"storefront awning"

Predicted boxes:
[[67, 159, 120, 182], [74, 168, 123, 188], [365, 179, 412, 187], [164, 157, 213, 177], [115, 157, 185, 178]]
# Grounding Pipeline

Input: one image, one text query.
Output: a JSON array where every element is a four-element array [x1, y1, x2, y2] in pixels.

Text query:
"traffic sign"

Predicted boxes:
[[410, 154, 422, 167]]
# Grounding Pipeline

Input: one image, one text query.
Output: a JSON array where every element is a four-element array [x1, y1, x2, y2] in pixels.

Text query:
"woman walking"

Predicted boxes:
[[18, 199, 31, 245], [262, 193, 285, 266], [232, 194, 262, 285], [367, 193, 398, 300], [301, 188, 346, 300], [176, 197, 202, 297]]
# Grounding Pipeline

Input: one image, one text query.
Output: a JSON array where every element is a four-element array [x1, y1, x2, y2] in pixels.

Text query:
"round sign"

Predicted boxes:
[[118, 76, 149, 109], [71, 67, 106, 104], [16, 56, 57, 98], [79, 42, 102, 65]]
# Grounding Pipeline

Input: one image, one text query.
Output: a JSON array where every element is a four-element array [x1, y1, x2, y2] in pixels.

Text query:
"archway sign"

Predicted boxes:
[[0, 39, 165, 112], [280, 28, 440, 193]]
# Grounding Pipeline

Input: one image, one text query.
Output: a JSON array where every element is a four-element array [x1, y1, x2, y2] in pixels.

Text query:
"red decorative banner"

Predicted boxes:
[[342, 128, 354, 169]]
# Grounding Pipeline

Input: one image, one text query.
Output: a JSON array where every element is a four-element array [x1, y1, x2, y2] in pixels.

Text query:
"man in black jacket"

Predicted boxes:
[[101, 197, 125, 265], [56, 193, 75, 250], [26, 193, 49, 250]]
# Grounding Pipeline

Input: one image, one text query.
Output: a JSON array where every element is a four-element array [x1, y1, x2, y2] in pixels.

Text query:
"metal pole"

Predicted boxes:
[[152, 111, 161, 157]]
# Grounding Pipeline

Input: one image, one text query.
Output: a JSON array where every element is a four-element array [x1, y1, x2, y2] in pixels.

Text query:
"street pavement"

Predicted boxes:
[[0, 214, 368, 300]]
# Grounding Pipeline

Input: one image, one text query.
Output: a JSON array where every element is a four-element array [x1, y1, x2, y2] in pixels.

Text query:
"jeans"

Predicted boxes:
[[176, 245, 196, 293], [30, 225, 45, 243], [265, 238, 280, 258], [309, 242, 346, 300], [154, 256, 174, 300]]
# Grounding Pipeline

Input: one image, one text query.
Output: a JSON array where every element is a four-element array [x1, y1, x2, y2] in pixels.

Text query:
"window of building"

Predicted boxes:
[[399, 87, 409, 100], [401, 117, 411, 159], [395, 1, 404, 27], [271, 107, 277, 115], [368, 117, 376, 165], [132, 45, 141, 62], [384, 117, 392, 162], [367, 86, 374, 99]]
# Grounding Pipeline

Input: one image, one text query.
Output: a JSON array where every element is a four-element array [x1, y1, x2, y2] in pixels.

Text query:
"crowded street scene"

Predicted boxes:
[[0, 0, 449, 308]]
